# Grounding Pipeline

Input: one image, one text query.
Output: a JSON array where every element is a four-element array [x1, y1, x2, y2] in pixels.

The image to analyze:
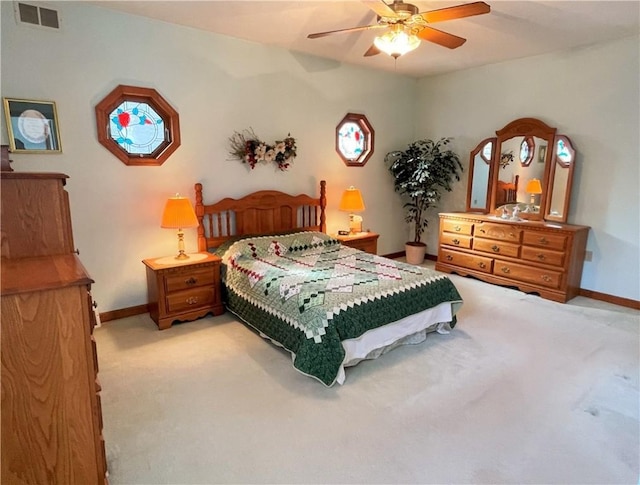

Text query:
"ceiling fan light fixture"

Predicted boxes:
[[373, 25, 421, 59]]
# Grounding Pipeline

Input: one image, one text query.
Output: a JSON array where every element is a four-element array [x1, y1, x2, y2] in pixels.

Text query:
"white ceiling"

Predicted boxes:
[[91, 1, 640, 78]]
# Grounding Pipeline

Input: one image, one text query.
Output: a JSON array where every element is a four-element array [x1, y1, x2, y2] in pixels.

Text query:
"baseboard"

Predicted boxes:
[[99, 256, 639, 322], [100, 304, 149, 323], [578, 288, 640, 310]]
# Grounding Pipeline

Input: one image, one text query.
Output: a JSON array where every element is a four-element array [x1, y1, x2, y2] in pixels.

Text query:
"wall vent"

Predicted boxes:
[[14, 2, 61, 30]]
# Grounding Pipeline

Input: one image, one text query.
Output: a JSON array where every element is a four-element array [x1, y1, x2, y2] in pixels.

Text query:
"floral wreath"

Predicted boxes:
[[228, 128, 296, 171], [500, 150, 514, 169]]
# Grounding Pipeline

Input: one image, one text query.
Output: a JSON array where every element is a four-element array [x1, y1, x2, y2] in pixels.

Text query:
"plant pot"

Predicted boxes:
[[405, 242, 427, 265]]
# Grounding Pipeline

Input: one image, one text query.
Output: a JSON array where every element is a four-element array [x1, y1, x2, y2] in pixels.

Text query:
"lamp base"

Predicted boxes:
[[349, 214, 363, 234], [175, 251, 190, 260]]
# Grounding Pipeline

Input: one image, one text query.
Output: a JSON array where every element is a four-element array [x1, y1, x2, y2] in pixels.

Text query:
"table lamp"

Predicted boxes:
[[339, 186, 365, 234], [161, 194, 199, 260]]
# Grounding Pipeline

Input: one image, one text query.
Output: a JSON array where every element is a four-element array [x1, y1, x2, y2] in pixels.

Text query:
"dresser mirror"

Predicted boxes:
[[466, 137, 495, 212], [465, 117, 575, 223]]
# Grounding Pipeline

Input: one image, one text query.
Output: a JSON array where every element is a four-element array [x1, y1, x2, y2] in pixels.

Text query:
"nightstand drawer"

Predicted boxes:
[[165, 267, 214, 292], [347, 239, 376, 253], [167, 286, 216, 313]]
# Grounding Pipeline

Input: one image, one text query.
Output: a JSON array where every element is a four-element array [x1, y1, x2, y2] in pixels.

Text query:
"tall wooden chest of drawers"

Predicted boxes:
[[1, 172, 108, 484], [435, 212, 589, 303]]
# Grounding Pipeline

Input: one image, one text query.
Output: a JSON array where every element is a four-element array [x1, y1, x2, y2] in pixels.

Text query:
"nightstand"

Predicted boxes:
[[142, 253, 224, 330], [334, 231, 379, 255]]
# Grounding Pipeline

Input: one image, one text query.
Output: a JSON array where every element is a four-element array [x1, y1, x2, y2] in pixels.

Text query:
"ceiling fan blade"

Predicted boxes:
[[307, 24, 387, 39], [361, 0, 399, 19], [419, 1, 490, 23], [417, 26, 467, 49], [363, 44, 381, 57]]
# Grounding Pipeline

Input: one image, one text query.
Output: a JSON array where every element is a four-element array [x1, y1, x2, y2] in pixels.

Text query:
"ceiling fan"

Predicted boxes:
[[307, 1, 491, 58]]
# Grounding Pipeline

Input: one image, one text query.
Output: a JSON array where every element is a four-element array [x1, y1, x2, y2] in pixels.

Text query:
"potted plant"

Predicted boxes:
[[385, 138, 463, 264]]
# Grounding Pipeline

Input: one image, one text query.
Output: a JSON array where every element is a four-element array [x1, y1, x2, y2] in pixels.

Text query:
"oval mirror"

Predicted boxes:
[[545, 135, 576, 223], [466, 137, 495, 212]]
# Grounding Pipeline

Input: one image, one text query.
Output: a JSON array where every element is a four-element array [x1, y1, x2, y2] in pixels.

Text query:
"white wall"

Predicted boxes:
[[416, 35, 640, 301], [0, 2, 418, 312]]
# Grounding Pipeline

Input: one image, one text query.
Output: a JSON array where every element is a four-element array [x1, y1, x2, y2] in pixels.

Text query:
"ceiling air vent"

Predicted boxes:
[[14, 2, 60, 29]]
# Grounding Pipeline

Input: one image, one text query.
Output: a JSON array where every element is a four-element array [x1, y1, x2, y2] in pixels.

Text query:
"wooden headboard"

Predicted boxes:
[[195, 180, 327, 251]]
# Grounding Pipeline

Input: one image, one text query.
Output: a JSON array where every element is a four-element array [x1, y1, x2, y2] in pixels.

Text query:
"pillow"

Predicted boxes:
[[208, 229, 330, 257]]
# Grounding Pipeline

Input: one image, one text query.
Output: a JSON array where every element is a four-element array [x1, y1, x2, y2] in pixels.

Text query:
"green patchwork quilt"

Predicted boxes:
[[219, 231, 463, 386]]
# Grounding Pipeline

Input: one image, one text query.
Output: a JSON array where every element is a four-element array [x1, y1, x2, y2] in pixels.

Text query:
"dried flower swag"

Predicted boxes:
[[228, 128, 297, 171]]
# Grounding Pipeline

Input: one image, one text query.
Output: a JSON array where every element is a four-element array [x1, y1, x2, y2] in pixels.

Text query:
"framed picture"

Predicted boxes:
[[3, 98, 62, 153], [538, 145, 547, 163]]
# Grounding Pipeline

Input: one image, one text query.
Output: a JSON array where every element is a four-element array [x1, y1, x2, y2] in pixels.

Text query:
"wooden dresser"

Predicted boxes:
[[435, 212, 589, 303], [1, 172, 108, 484]]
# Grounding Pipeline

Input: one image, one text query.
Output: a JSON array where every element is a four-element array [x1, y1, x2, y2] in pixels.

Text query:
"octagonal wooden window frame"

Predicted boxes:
[[95, 85, 180, 166], [335, 113, 374, 167]]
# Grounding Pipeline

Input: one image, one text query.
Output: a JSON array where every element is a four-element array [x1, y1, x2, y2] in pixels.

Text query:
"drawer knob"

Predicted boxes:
[[539, 237, 548, 245], [492, 245, 500, 252], [185, 277, 198, 285], [479, 228, 486, 234], [478, 262, 486, 269], [452, 239, 460, 245], [454, 225, 462, 232], [186, 296, 199, 305], [537, 253, 546, 260], [501, 266, 510, 274], [446, 255, 453, 261], [542, 275, 552, 282]]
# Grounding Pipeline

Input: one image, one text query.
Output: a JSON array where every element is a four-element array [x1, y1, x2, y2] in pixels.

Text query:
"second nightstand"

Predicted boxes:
[[142, 253, 224, 330], [334, 232, 379, 255]]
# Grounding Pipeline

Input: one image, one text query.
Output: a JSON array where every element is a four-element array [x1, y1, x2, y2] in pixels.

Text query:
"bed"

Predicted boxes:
[[195, 180, 463, 386]]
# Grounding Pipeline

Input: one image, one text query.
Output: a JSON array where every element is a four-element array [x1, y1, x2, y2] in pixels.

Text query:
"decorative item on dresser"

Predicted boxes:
[[0, 172, 108, 484], [437, 117, 589, 302]]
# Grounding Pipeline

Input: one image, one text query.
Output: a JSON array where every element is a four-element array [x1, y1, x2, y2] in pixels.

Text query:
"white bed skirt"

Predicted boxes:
[[335, 301, 454, 385], [249, 301, 454, 386]]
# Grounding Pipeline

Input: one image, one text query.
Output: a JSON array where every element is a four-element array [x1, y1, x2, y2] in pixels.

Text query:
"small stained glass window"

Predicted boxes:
[[519, 136, 534, 166], [338, 122, 365, 161], [109, 101, 166, 155], [335, 113, 374, 167], [95, 85, 180, 166]]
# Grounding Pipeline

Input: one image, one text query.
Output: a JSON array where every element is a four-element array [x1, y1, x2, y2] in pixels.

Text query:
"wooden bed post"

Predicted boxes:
[[320, 180, 326, 233], [194, 183, 206, 252]]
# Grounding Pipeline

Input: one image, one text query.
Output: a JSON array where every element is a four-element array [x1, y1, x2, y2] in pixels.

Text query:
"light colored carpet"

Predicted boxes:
[[95, 269, 639, 485]]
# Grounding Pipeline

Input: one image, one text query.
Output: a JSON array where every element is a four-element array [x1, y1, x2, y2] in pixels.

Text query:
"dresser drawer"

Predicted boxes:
[[441, 219, 473, 236], [493, 260, 562, 289], [522, 231, 567, 251], [167, 286, 216, 313], [440, 233, 472, 249], [439, 248, 492, 273], [165, 267, 215, 292], [473, 238, 520, 258], [475, 222, 522, 243], [521, 246, 565, 267]]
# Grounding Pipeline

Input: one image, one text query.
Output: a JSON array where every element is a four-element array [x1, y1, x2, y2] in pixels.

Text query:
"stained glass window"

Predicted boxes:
[[338, 122, 365, 161], [95, 85, 180, 166], [335, 113, 374, 167], [109, 101, 166, 155]]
